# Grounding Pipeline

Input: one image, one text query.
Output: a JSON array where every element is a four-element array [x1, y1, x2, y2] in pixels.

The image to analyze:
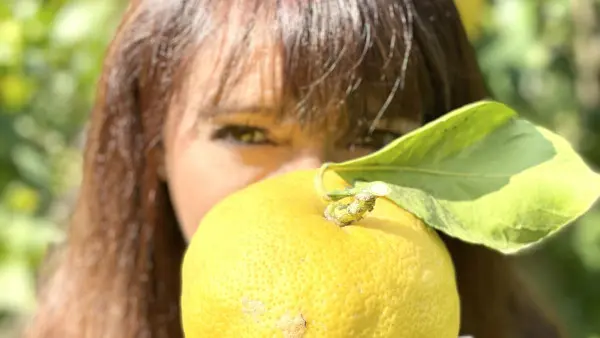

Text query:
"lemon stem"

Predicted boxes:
[[323, 182, 391, 227], [315, 163, 333, 201]]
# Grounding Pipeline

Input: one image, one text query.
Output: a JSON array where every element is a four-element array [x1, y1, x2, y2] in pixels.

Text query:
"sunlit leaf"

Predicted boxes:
[[319, 101, 600, 254]]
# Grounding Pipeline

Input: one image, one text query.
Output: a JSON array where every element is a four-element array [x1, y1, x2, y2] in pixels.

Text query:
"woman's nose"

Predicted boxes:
[[271, 150, 327, 177]]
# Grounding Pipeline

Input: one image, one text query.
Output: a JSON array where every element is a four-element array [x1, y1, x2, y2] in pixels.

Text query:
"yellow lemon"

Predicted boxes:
[[181, 169, 460, 338]]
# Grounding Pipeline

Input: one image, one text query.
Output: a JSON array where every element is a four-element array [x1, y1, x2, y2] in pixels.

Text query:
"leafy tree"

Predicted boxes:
[[474, 1, 600, 337], [1, 0, 598, 337], [0, 0, 123, 334]]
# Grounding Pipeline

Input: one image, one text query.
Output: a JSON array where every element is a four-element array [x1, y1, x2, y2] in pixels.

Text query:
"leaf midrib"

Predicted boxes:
[[331, 165, 514, 178]]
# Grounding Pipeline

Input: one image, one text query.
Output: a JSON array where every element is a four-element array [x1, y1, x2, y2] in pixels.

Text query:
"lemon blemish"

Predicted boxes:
[[276, 313, 307, 338], [241, 298, 266, 322]]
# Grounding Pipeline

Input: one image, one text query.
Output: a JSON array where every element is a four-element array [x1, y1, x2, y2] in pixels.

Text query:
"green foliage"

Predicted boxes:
[[475, 0, 600, 337], [319, 100, 600, 254], [0, 0, 123, 334], [0, 0, 598, 337]]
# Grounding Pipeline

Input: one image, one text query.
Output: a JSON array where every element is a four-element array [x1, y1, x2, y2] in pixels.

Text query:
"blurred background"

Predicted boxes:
[[0, 0, 598, 337]]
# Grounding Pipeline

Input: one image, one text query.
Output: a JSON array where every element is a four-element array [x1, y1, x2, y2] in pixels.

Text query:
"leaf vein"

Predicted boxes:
[[331, 165, 511, 178]]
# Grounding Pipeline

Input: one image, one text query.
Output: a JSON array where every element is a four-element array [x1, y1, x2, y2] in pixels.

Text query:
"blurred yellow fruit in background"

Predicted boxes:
[[456, 0, 487, 40]]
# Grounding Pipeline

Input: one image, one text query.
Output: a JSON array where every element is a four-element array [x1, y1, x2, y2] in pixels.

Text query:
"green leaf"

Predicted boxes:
[[318, 100, 600, 254]]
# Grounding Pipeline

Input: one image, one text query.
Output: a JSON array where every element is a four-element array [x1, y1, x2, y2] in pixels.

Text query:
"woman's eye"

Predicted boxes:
[[350, 129, 402, 150], [211, 125, 274, 145]]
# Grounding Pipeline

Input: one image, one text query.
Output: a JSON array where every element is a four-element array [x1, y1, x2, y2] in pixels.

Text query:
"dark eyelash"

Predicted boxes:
[[210, 124, 274, 145]]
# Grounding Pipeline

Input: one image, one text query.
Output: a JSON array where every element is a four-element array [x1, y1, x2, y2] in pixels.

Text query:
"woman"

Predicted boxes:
[[26, 0, 566, 337]]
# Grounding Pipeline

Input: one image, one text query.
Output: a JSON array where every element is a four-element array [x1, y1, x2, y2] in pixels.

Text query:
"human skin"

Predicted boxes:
[[161, 21, 421, 240]]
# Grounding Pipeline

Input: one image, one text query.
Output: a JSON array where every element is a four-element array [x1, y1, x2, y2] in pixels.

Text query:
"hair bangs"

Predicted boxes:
[[276, 0, 428, 133], [170, 0, 431, 135]]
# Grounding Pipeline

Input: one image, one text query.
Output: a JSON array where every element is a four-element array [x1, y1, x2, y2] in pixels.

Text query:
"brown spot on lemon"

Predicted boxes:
[[241, 298, 266, 322], [276, 313, 307, 338]]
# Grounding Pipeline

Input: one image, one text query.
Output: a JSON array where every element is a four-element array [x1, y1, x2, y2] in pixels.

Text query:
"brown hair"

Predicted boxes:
[[26, 0, 566, 337]]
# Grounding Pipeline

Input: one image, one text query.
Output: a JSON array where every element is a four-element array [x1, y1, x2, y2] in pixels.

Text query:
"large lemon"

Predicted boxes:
[[181, 169, 460, 338]]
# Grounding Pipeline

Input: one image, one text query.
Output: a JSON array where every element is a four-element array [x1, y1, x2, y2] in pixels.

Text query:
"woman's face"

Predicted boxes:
[[162, 25, 422, 241]]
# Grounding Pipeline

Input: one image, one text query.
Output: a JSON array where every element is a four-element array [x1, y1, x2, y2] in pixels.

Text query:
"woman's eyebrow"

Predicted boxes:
[[203, 105, 277, 117]]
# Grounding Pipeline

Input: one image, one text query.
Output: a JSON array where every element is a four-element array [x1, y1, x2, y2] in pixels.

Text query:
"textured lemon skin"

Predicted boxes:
[[181, 169, 460, 338]]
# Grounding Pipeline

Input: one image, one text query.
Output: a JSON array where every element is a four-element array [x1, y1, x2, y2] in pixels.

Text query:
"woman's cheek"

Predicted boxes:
[[166, 142, 277, 240]]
